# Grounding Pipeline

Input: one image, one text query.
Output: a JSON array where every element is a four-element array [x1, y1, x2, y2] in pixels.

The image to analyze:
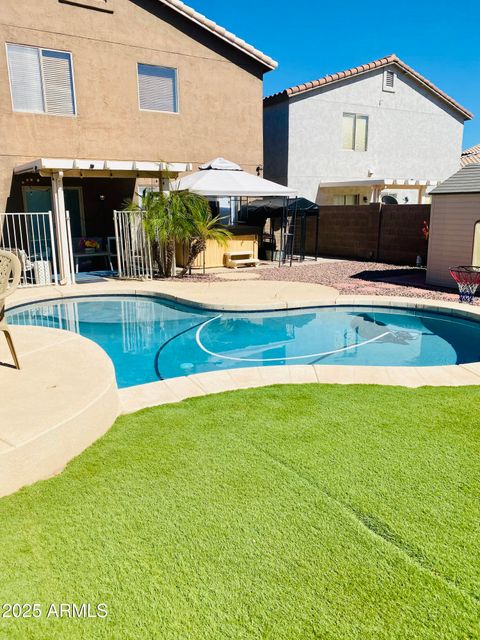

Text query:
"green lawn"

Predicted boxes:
[[1, 384, 479, 639]]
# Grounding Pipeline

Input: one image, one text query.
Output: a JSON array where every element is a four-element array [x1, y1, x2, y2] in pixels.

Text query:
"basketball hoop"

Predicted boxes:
[[449, 266, 480, 303]]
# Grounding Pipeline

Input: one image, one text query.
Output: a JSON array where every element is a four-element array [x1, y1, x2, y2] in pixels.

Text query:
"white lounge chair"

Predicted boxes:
[[2, 247, 34, 284], [0, 250, 21, 369]]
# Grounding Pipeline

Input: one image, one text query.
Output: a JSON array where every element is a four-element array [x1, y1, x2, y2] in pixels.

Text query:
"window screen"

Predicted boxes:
[[137, 64, 178, 113], [7, 44, 45, 113], [342, 113, 368, 151], [41, 50, 75, 115], [7, 43, 76, 115]]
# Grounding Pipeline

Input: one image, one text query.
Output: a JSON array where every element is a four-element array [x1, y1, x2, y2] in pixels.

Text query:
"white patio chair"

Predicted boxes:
[[0, 250, 21, 369], [2, 247, 34, 284]]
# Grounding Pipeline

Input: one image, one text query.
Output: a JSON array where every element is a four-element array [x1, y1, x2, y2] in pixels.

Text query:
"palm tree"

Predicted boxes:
[[126, 189, 230, 278], [138, 190, 180, 277], [179, 199, 232, 277]]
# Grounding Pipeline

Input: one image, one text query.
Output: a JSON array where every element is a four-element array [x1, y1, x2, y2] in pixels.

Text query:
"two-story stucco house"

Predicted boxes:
[[263, 54, 473, 206], [0, 0, 275, 282]]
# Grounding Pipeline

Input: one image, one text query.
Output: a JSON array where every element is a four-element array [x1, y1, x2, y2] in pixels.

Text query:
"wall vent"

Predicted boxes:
[[383, 69, 395, 92]]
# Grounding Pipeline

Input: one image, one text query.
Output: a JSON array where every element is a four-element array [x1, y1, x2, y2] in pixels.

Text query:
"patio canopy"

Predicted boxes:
[[13, 158, 192, 177], [242, 196, 319, 219], [174, 158, 297, 198]]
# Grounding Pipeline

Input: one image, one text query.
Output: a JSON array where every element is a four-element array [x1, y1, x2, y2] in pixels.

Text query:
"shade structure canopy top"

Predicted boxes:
[[243, 196, 319, 216], [174, 158, 297, 198], [198, 157, 242, 171]]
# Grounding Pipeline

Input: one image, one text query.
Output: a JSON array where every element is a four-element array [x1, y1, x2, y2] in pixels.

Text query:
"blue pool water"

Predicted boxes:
[[7, 296, 480, 388]]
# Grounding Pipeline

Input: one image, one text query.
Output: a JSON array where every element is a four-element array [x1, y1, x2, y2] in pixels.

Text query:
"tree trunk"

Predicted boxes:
[[151, 240, 162, 278], [163, 238, 176, 277], [179, 239, 206, 277]]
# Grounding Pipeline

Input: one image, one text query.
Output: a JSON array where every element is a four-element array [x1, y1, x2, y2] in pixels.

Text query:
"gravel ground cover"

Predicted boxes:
[[207, 259, 479, 304]]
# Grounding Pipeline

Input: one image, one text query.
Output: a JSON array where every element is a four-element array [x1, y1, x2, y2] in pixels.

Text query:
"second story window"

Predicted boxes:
[[342, 113, 368, 151], [6, 43, 76, 116], [137, 64, 178, 113]]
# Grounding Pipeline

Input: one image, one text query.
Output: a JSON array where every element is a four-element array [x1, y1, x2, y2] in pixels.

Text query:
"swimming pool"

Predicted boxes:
[[8, 295, 480, 388]]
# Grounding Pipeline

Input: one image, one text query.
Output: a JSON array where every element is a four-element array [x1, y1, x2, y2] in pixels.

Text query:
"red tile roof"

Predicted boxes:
[[264, 54, 473, 119], [461, 144, 480, 166]]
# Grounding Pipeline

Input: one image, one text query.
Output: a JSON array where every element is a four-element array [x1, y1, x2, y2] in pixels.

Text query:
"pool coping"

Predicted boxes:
[[3, 280, 478, 497], [5, 280, 480, 415]]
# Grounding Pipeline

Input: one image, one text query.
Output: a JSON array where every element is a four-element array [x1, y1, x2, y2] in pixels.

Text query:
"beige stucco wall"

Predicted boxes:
[[426, 194, 480, 287], [0, 0, 266, 209]]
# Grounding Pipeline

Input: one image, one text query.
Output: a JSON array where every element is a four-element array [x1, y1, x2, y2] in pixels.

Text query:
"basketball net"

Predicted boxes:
[[450, 266, 480, 304]]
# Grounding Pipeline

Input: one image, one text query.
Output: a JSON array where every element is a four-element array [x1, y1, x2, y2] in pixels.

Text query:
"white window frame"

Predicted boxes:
[[6, 42, 77, 117], [342, 112, 369, 152], [136, 62, 179, 115]]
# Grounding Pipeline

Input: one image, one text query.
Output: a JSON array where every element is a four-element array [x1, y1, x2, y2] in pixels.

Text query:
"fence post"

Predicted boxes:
[[51, 171, 73, 285], [376, 203, 383, 261], [113, 211, 123, 278], [48, 211, 59, 285]]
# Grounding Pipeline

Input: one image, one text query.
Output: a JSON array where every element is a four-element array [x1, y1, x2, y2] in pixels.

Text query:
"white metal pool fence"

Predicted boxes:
[[0, 211, 59, 287], [113, 210, 153, 280]]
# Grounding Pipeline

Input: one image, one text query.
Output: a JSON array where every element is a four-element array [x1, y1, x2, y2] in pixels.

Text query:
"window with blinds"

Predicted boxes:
[[342, 113, 368, 151], [137, 64, 178, 113], [6, 43, 76, 116]]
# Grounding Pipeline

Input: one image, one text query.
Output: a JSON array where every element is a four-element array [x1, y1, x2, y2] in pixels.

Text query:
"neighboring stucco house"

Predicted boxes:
[[461, 144, 480, 166], [263, 54, 473, 206], [0, 0, 275, 281]]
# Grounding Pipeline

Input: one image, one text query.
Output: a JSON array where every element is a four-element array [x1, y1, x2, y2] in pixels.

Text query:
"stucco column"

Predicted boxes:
[[417, 186, 426, 204], [51, 171, 73, 285]]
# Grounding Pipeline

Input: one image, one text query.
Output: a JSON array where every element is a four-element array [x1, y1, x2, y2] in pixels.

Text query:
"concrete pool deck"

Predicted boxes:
[[0, 325, 119, 497], [2, 278, 480, 496], [6, 278, 340, 310]]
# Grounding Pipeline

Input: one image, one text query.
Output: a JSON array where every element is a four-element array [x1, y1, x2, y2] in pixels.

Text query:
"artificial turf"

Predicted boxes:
[[0, 384, 479, 639]]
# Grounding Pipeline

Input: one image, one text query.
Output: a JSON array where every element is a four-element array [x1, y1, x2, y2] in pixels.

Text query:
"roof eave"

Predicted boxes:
[[159, 0, 277, 71], [264, 56, 473, 120], [394, 61, 473, 121]]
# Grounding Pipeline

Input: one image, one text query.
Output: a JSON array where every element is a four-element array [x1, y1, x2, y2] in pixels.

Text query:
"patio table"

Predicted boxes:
[[73, 251, 111, 273]]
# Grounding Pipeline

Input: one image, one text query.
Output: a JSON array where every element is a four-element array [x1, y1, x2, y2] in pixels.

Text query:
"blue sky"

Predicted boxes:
[[193, 0, 479, 149]]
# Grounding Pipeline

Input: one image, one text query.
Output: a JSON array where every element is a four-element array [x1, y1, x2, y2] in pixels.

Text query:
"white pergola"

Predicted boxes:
[[320, 178, 439, 203], [13, 157, 192, 284]]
